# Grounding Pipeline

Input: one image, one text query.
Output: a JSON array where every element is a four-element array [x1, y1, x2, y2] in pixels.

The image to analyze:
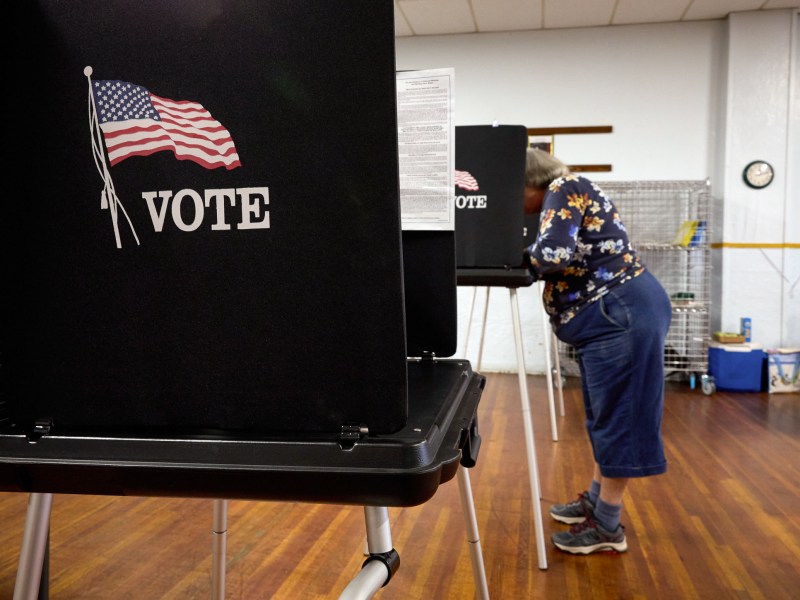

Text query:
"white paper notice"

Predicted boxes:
[[396, 68, 455, 230]]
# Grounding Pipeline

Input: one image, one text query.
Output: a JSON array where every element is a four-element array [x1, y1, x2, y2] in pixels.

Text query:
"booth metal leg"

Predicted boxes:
[[14, 493, 53, 600], [551, 329, 565, 416], [38, 532, 49, 600], [339, 507, 396, 600], [457, 467, 490, 600], [538, 282, 559, 442], [461, 286, 478, 359], [476, 287, 491, 372], [211, 499, 228, 600], [509, 289, 548, 570]]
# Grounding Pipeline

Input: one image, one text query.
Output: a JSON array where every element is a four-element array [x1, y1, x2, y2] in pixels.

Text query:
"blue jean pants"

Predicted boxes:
[[554, 270, 672, 478]]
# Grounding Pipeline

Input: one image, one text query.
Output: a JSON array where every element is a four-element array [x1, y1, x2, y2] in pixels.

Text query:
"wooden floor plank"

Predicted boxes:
[[1, 374, 798, 598]]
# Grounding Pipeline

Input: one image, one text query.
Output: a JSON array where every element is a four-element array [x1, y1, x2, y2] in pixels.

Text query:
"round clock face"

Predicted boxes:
[[743, 160, 774, 189]]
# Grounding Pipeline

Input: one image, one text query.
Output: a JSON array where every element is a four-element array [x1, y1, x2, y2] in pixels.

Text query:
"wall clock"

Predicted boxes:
[[743, 160, 774, 189]]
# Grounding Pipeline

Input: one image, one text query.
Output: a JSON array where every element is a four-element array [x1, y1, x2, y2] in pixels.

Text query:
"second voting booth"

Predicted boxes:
[[454, 124, 564, 569], [1, 2, 488, 598]]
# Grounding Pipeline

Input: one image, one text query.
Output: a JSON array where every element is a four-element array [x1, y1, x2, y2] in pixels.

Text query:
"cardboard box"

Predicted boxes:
[[765, 349, 800, 393], [708, 342, 764, 392], [713, 331, 746, 344]]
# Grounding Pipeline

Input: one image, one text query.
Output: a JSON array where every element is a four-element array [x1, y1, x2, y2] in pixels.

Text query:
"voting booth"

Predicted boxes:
[[2, 3, 487, 598], [7, 0, 409, 437], [453, 124, 553, 569], [455, 125, 531, 278]]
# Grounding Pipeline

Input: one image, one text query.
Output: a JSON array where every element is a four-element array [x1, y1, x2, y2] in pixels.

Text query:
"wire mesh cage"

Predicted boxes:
[[556, 180, 713, 386]]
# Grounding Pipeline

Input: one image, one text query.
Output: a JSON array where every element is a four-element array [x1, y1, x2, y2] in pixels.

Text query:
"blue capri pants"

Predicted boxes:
[[554, 270, 672, 478]]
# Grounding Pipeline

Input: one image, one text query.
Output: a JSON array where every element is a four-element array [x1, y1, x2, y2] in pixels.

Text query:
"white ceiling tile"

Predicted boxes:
[[395, 0, 799, 36], [394, 2, 414, 36], [613, 0, 689, 25], [763, 0, 800, 8], [544, 0, 616, 29], [684, 0, 766, 21], [397, 0, 476, 35], [472, 0, 543, 32]]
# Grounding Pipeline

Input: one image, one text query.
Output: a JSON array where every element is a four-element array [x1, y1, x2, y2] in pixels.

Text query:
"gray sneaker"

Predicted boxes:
[[549, 491, 595, 524], [552, 517, 628, 554]]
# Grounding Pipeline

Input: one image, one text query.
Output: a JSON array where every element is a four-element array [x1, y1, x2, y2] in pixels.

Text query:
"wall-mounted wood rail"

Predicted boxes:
[[527, 125, 613, 172], [568, 164, 612, 172], [527, 126, 612, 136]]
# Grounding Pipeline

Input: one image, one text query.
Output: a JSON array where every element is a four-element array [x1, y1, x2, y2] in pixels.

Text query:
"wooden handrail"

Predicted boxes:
[[527, 126, 613, 135]]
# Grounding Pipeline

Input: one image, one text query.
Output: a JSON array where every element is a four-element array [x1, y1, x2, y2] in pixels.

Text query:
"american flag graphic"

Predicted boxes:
[[454, 170, 479, 191], [90, 80, 241, 170]]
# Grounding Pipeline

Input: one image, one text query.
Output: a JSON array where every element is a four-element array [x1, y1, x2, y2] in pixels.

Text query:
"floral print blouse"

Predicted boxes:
[[525, 174, 646, 327]]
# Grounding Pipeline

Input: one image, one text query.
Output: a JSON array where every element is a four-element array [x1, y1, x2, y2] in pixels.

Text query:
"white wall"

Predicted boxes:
[[714, 10, 799, 350], [396, 21, 724, 181], [395, 10, 798, 373]]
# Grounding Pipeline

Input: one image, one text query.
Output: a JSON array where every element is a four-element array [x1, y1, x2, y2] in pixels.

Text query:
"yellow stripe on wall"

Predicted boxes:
[[710, 242, 800, 249]]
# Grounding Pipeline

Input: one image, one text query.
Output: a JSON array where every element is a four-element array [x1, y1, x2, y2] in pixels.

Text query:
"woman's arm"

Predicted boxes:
[[525, 183, 586, 276]]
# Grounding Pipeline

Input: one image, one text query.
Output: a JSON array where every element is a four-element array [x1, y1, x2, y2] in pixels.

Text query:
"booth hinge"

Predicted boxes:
[[339, 424, 368, 449], [29, 417, 54, 441], [362, 548, 400, 587], [421, 351, 436, 362]]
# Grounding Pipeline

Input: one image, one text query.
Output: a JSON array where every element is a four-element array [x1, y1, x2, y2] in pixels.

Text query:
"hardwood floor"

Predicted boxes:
[[1, 374, 798, 599]]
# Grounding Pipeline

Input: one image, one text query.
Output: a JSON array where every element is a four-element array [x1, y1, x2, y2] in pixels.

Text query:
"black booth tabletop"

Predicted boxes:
[[456, 267, 535, 289], [0, 360, 484, 508]]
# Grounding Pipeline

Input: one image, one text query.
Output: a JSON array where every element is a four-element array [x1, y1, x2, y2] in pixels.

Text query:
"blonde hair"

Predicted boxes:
[[524, 148, 570, 188]]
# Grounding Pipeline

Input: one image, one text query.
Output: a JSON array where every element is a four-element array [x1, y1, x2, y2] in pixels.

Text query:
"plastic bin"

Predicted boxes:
[[765, 349, 800, 393], [708, 342, 764, 392]]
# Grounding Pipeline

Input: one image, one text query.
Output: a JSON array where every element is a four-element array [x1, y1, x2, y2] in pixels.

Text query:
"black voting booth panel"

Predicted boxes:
[[8, 0, 406, 435], [454, 125, 534, 288], [0, 1, 483, 508], [403, 231, 459, 359]]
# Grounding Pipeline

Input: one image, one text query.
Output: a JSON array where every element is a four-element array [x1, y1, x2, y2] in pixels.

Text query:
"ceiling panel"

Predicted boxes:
[[396, 0, 476, 36], [767, 0, 800, 7], [394, 3, 413, 36], [394, 0, 799, 37], [613, 0, 690, 25], [685, 0, 767, 21], [473, 0, 542, 32], [544, 0, 616, 29]]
